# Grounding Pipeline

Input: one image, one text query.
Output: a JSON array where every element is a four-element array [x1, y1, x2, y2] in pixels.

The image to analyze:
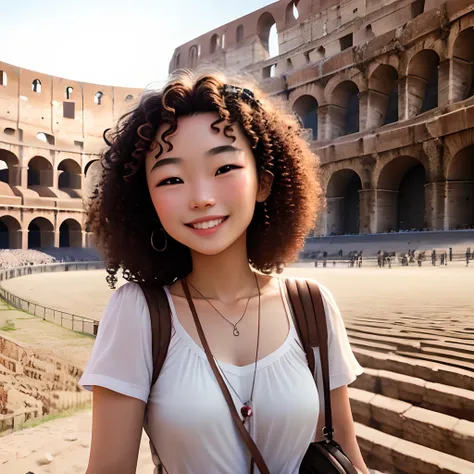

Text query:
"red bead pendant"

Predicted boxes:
[[241, 405, 253, 419]]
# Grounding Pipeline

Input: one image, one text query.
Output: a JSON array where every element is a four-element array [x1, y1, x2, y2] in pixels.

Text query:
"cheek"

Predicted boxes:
[[219, 171, 258, 202], [150, 190, 180, 226]]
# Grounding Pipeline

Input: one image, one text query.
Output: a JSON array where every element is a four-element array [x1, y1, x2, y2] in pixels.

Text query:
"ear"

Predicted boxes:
[[256, 170, 274, 203]]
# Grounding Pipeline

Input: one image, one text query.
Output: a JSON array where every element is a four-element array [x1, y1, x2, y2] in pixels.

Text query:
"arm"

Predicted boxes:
[[316, 386, 369, 474], [85, 386, 146, 474]]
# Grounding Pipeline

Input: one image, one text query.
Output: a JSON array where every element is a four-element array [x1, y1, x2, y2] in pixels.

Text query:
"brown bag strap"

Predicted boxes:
[[139, 283, 172, 388], [181, 279, 270, 474], [284, 278, 334, 441]]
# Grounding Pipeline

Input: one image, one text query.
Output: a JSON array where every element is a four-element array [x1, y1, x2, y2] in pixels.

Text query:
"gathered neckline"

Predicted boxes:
[[163, 279, 299, 376]]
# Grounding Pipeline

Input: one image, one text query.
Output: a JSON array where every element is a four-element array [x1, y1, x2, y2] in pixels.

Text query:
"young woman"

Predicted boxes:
[[80, 71, 369, 474]]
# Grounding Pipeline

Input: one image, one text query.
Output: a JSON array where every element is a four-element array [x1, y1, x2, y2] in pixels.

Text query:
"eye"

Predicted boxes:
[[216, 164, 241, 176], [157, 177, 183, 187]]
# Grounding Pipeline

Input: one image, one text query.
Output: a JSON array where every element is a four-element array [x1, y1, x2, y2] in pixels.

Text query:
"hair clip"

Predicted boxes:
[[222, 84, 263, 108]]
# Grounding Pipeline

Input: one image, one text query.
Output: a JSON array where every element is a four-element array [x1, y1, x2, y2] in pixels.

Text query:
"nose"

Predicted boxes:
[[189, 184, 216, 210]]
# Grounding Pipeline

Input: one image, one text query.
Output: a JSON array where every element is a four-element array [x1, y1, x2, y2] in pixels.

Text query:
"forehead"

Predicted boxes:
[[154, 113, 249, 157]]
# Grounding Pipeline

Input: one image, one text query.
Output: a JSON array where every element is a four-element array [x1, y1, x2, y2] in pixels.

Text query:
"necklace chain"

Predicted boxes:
[[187, 280, 252, 337], [187, 273, 261, 426]]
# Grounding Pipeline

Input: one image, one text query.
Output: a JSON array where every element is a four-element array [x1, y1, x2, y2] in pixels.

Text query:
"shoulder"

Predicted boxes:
[[280, 276, 338, 307], [100, 282, 150, 326]]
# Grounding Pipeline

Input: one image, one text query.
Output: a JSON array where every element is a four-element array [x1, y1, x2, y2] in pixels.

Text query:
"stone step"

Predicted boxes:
[[355, 422, 474, 474], [352, 347, 474, 391], [349, 337, 398, 352], [349, 387, 474, 463], [396, 350, 474, 371], [351, 368, 474, 422]]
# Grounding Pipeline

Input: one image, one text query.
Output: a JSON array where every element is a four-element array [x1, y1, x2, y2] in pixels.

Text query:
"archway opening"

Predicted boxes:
[[0, 216, 21, 249], [377, 157, 427, 232], [447, 145, 474, 229], [28, 156, 53, 187], [452, 28, 474, 102], [0, 150, 20, 186], [326, 169, 362, 235], [408, 50, 440, 116], [60, 219, 82, 248], [293, 95, 319, 140], [369, 64, 399, 126], [58, 159, 82, 191], [84, 159, 101, 199], [257, 12, 279, 59], [331, 81, 359, 137], [28, 217, 54, 249]]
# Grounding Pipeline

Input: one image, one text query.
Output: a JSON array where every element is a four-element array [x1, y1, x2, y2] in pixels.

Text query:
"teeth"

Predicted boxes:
[[192, 218, 224, 230]]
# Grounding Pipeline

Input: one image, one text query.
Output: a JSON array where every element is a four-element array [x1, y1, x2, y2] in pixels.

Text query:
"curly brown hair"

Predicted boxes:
[[87, 70, 321, 288]]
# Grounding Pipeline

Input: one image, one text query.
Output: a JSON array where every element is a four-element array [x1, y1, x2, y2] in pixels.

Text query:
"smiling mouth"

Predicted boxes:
[[186, 216, 228, 230]]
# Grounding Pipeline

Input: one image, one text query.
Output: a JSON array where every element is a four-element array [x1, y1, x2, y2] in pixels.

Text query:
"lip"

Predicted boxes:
[[185, 215, 228, 225]]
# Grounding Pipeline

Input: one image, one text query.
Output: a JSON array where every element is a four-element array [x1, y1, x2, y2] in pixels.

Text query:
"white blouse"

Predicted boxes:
[[80, 278, 363, 474]]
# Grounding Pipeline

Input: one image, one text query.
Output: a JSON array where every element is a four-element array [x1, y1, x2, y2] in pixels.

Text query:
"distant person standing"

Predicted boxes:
[[449, 247, 453, 262], [431, 249, 437, 266]]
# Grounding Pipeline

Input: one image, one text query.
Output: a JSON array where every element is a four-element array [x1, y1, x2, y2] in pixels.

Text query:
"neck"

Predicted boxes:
[[187, 233, 257, 304]]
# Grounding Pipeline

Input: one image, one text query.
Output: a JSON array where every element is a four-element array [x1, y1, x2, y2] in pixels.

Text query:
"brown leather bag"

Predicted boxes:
[[139, 278, 359, 474]]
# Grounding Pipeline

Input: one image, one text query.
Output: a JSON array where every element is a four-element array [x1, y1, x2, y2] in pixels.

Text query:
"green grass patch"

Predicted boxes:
[[0, 319, 16, 331]]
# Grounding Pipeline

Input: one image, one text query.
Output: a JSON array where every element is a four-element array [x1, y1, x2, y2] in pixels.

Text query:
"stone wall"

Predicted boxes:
[[0, 334, 90, 433]]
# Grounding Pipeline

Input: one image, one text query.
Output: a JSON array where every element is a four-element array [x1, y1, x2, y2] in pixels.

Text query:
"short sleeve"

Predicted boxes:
[[312, 283, 363, 394], [79, 282, 153, 403]]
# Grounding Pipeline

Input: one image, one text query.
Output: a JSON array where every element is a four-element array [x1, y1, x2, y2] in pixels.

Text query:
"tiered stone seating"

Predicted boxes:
[[345, 310, 474, 473]]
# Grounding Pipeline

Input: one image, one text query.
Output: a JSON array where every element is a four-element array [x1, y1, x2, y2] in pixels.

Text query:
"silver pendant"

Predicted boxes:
[[233, 326, 240, 336]]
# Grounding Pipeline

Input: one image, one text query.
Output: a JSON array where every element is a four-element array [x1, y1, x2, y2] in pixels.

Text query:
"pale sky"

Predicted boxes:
[[0, 0, 274, 89]]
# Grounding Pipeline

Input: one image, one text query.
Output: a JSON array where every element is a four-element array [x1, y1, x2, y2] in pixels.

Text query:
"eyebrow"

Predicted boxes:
[[151, 145, 242, 171]]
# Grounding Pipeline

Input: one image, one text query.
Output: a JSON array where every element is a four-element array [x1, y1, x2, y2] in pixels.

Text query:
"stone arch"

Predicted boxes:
[[257, 12, 278, 58], [326, 169, 363, 235], [369, 64, 399, 127], [84, 159, 101, 198], [57, 158, 82, 190], [210, 34, 220, 54], [292, 95, 318, 140], [28, 217, 54, 249], [285, 1, 300, 27], [376, 156, 428, 232], [59, 218, 82, 248], [28, 156, 54, 193], [0, 215, 21, 249], [32, 79, 42, 93], [175, 52, 181, 68], [189, 45, 199, 68], [407, 50, 440, 117], [446, 145, 474, 229], [451, 28, 474, 102], [236, 24, 244, 44], [329, 81, 359, 138], [0, 149, 20, 186], [0, 70, 7, 86]]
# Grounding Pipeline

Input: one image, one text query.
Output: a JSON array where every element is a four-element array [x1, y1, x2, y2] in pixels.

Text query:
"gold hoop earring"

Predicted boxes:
[[150, 228, 168, 252]]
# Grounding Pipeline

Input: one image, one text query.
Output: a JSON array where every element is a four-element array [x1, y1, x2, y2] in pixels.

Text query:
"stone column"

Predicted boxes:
[[424, 181, 446, 230], [406, 75, 427, 119], [359, 189, 377, 234], [20, 166, 28, 188], [326, 196, 344, 235], [317, 105, 330, 141], [82, 231, 87, 249], [54, 227, 60, 248], [366, 90, 387, 129], [358, 90, 369, 131], [375, 189, 398, 233], [446, 180, 474, 229], [20, 229, 28, 250], [398, 76, 409, 121], [451, 57, 473, 103], [438, 58, 451, 107]]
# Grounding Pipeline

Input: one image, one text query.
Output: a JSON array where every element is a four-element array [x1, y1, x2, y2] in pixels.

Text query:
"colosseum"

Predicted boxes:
[[1, 0, 473, 250], [0, 63, 142, 251], [169, 0, 474, 237]]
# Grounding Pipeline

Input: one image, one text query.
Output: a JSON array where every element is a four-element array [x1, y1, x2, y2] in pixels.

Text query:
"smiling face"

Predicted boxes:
[[145, 113, 270, 256]]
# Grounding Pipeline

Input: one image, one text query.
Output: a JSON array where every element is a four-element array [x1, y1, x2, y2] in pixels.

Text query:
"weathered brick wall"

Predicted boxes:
[[0, 334, 90, 432]]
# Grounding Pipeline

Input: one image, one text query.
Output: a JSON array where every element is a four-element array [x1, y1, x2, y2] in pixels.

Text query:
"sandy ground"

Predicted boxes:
[[1, 264, 473, 473]]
